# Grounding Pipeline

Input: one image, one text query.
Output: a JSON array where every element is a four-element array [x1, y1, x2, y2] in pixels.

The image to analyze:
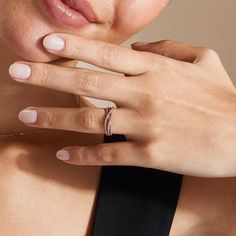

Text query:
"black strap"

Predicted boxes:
[[92, 134, 183, 236]]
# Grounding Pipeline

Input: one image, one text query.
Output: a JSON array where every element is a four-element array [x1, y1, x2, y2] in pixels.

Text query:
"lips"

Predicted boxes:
[[43, 0, 97, 28]]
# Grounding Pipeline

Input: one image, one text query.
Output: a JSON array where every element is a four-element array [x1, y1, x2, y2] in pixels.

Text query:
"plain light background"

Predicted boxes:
[[81, 0, 236, 107]]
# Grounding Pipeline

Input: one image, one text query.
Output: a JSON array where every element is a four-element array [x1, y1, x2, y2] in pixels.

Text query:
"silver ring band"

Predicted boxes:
[[104, 106, 115, 136]]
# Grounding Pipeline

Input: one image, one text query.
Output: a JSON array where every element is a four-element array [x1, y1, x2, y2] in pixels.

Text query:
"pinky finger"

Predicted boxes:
[[56, 141, 145, 167]]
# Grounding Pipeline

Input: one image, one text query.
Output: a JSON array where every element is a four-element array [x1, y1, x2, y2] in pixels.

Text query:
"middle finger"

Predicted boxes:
[[9, 62, 133, 105]]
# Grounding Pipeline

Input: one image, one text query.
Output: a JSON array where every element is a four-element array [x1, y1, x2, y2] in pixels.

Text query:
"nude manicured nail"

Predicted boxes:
[[9, 63, 31, 80], [18, 109, 37, 124], [56, 150, 70, 161], [43, 35, 65, 51]]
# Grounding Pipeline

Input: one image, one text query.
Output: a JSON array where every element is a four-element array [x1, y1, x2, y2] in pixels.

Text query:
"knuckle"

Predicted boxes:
[[77, 147, 87, 164], [141, 142, 157, 165], [70, 37, 84, 57], [138, 88, 158, 107], [156, 40, 176, 56], [144, 116, 161, 136], [144, 119, 155, 132], [74, 37, 83, 51], [135, 91, 155, 111], [152, 57, 170, 74], [199, 47, 219, 59], [97, 146, 113, 163], [142, 142, 155, 159], [142, 92, 154, 105], [142, 141, 169, 170], [98, 45, 118, 67], [79, 109, 98, 130], [158, 39, 175, 48], [141, 52, 157, 71], [75, 71, 99, 93], [39, 64, 53, 86], [133, 83, 158, 107], [44, 110, 56, 127]]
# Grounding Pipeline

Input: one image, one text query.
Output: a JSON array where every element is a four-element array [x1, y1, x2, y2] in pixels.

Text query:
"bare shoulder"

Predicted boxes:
[[170, 176, 236, 236], [0, 129, 103, 235]]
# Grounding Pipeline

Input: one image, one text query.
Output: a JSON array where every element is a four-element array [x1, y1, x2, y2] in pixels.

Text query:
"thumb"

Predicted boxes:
[[132, 40, 220, 64]]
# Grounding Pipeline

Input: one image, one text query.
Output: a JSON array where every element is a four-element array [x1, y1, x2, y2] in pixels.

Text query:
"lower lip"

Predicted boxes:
[[43, 0, 90, 28]]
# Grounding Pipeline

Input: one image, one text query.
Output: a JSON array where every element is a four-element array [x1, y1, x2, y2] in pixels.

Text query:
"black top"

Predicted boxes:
[[92, 134, 183, 236]]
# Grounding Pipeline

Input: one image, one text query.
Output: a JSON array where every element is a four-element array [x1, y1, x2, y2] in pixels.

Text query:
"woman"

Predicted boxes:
[[1, 0, 236, 235]]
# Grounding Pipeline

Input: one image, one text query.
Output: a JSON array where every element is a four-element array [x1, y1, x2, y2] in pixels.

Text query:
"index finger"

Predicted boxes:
[[43, 33, 154, 75]]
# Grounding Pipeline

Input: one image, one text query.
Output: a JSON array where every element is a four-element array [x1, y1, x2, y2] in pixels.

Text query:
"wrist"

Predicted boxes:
[[213, 88, 236, 176]]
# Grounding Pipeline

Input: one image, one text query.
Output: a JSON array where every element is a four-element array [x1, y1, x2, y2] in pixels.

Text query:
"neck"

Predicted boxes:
[[0, 39, 79, 133]]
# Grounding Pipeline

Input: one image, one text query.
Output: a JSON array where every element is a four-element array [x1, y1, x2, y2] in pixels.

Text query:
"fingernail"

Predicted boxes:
[[9, 63, 31, 80], [56, 150, 70, 161], [18, 109, 37, 123], [43, 35, 65, 51]]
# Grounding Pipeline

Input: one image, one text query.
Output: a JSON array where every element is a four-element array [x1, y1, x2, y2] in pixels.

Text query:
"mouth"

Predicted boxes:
[[43, 0, 98, 28]]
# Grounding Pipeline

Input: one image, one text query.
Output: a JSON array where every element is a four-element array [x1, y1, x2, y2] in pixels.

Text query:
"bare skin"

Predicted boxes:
[[1, 108, 236, 236], [1, 52, 236, 235], [0, 40, 103, 235], [171, 177, 236, 236], [0, 0, 236, 235], [0, 93, 103, 235]]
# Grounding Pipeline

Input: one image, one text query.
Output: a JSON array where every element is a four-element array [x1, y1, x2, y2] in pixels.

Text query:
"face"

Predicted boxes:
[[0, 0, 169, 62]]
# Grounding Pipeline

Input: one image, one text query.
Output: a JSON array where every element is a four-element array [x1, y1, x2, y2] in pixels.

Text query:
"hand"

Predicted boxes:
[[9, 34, 236, 177]]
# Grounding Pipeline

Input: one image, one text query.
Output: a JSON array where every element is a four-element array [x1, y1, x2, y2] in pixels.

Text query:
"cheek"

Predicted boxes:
[[111, 0, 168, 42], [0, 0, 168, 63], [0, 5, 59, 62]]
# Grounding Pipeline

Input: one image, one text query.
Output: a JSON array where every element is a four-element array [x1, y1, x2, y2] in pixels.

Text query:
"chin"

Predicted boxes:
[[1, 26, 122, 63]]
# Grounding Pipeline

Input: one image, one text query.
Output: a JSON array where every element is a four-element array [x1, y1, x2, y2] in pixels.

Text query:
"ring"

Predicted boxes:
[[104, 106, 115, 136]]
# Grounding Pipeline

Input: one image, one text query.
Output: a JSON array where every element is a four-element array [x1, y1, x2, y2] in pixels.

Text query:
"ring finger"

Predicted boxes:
[[18, 106, 139, 136]]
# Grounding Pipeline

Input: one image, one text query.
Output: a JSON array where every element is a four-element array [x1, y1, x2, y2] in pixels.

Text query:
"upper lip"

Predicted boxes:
[[62, 0, 98, 23]]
